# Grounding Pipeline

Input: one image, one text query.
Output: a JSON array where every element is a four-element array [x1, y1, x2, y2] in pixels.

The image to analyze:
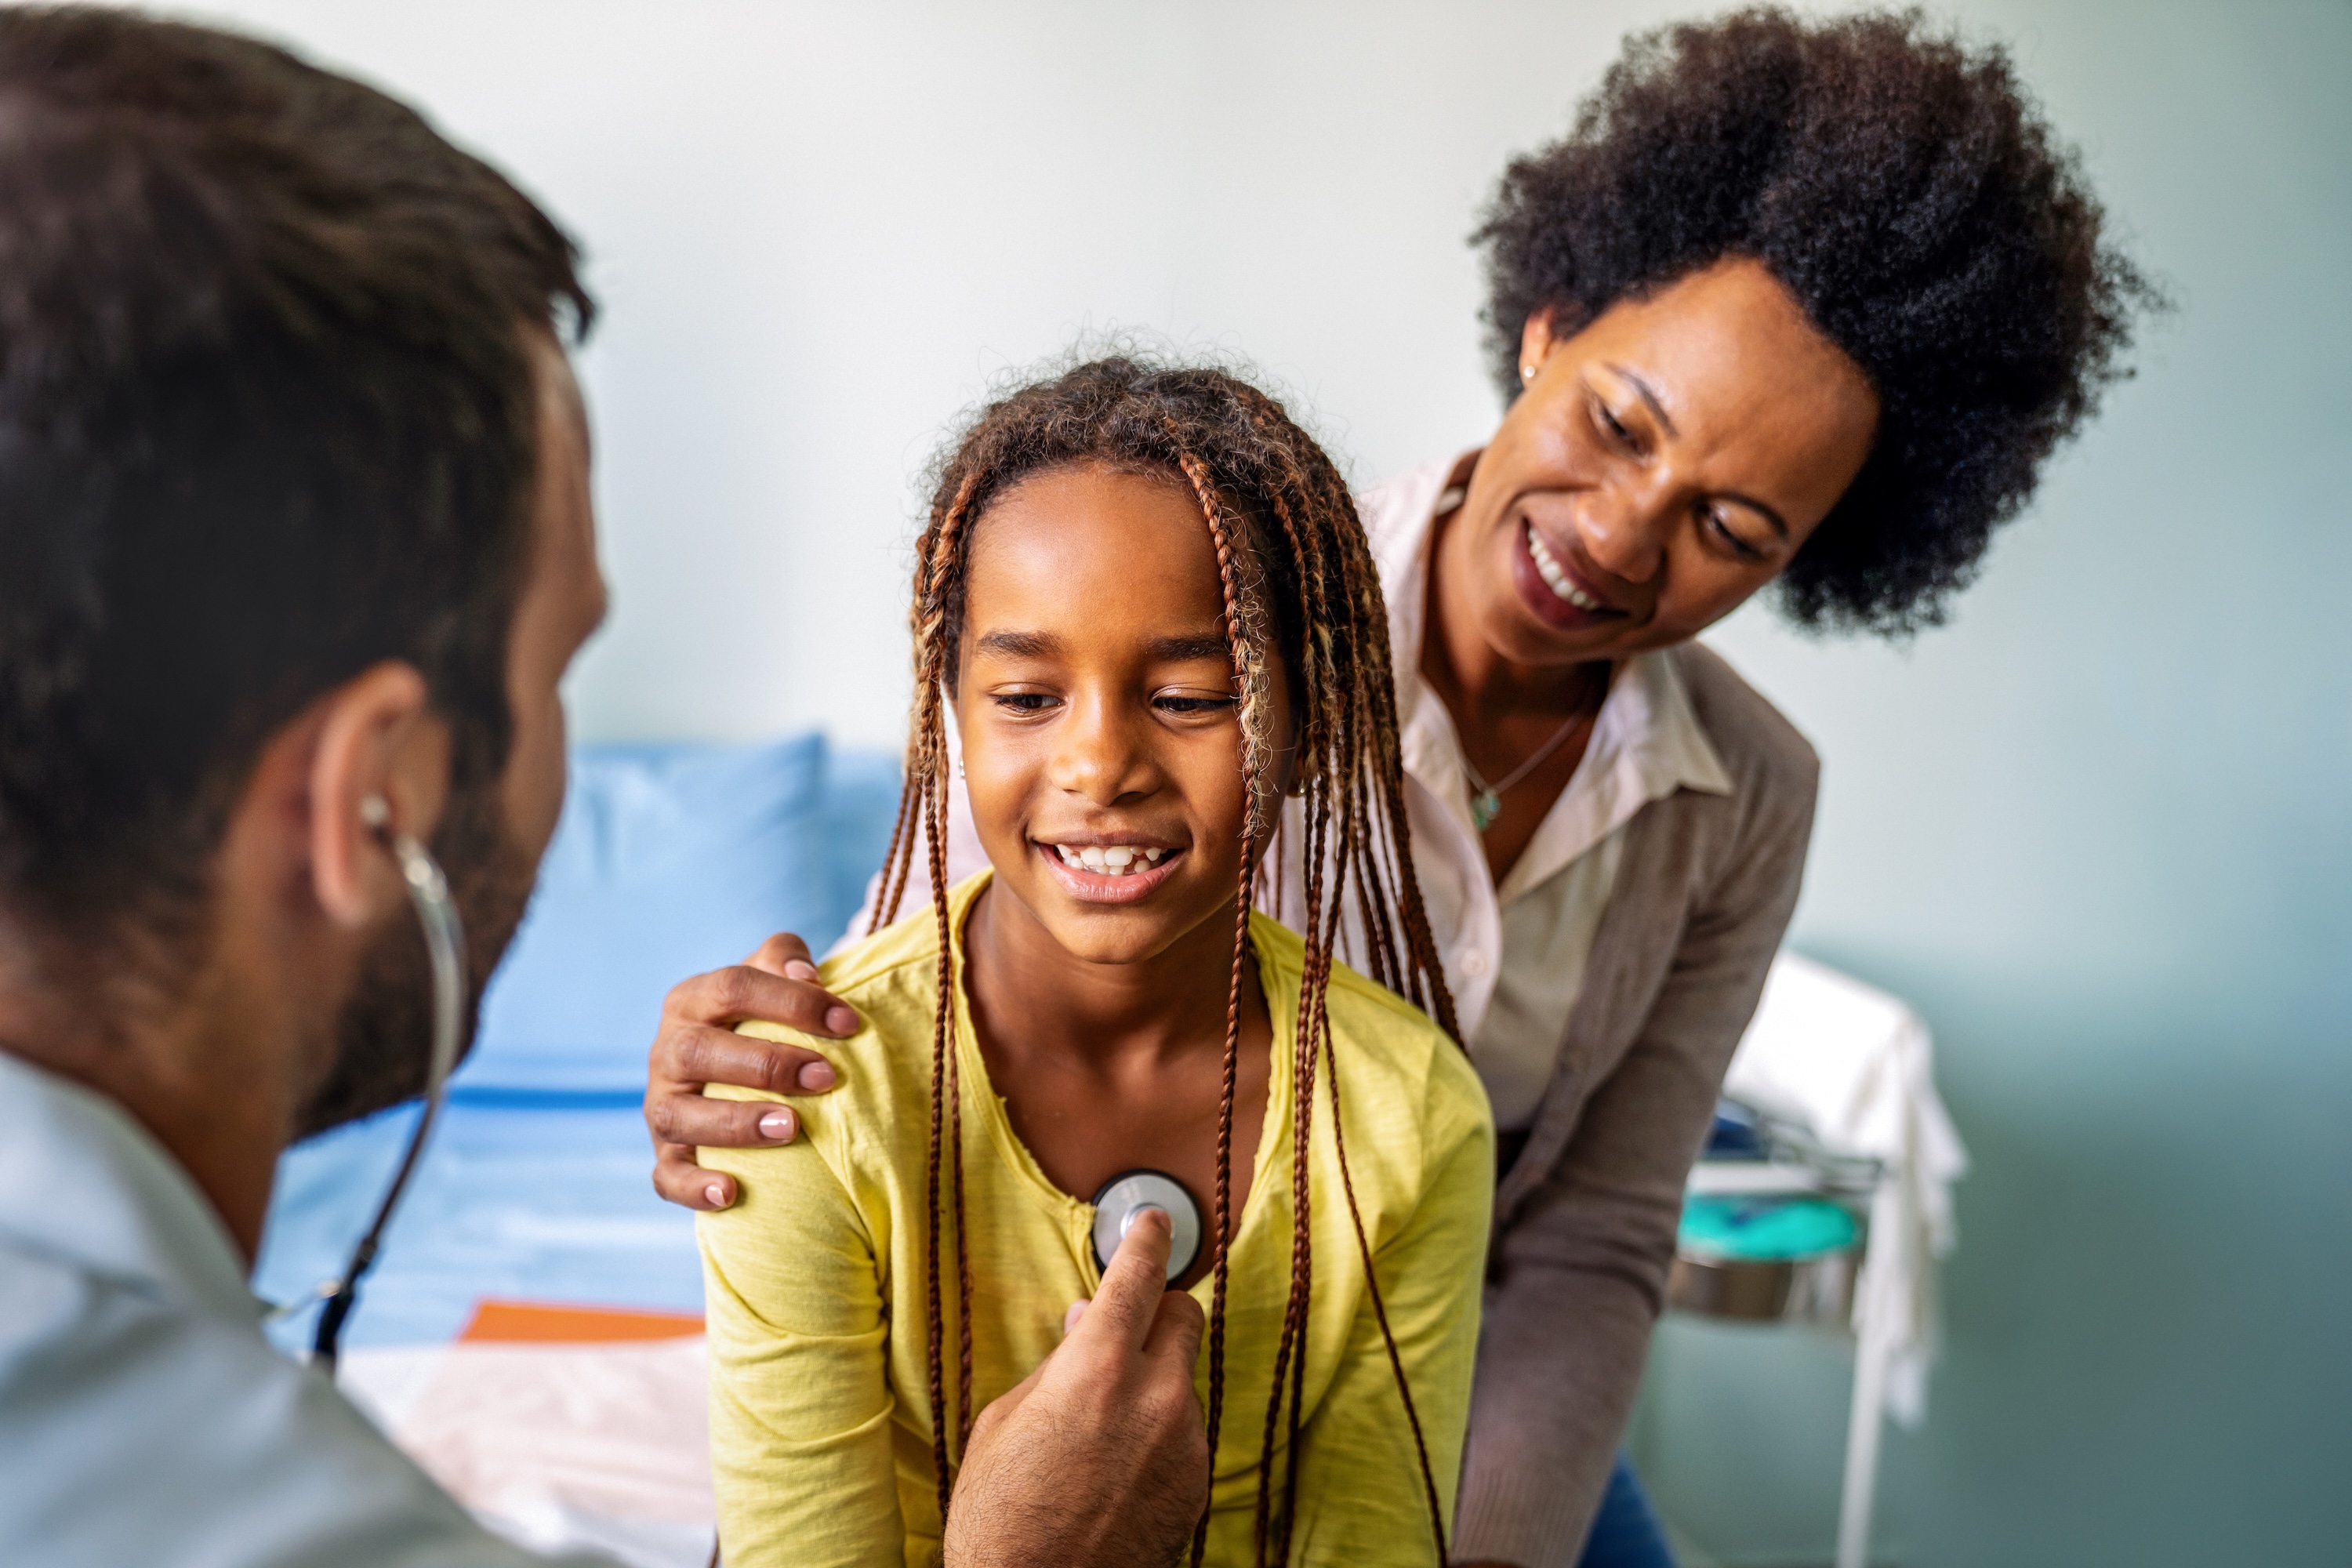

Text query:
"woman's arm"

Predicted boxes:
[[698, 1080, 904, 1568], [1454, 769, 1815, 1568], [647, 751, 988, 1210], [1289, 1093, 1494, 1563], [648, 935, 858, 1210]]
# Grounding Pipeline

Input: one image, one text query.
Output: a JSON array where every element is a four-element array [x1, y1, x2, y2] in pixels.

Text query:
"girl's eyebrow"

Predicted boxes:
[[971, 628, 1060, 659], [971, 628, 1229, 663], [1149, 633, 1232, 663]]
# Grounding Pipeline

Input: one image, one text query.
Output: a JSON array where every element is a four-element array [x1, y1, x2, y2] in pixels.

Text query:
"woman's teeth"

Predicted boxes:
[[1052, 844, 1169, 877], [1526, 522, 1606, 612]]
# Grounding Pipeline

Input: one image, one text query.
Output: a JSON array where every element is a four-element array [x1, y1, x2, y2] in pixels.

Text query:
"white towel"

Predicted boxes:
[[1721, 952, 1969, 1427]]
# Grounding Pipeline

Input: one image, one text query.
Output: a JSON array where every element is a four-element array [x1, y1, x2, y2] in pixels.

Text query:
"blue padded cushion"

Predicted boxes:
[[452, 733, 900, 1094]]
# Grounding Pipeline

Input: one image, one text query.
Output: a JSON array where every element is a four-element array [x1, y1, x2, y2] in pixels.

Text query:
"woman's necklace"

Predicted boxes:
[[1458, 666, 1610, 833]]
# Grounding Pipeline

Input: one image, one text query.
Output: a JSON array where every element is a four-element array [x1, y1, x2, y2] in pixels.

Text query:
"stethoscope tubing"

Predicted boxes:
[[310, 818, 465, 1371]]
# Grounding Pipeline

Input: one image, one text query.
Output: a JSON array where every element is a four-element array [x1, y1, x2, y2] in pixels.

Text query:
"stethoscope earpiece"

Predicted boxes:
[[1090, 1169, 1203, 1284]]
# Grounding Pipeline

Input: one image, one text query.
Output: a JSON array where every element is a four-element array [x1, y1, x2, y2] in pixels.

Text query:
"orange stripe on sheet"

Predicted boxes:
[[458, 1298, 706, 1343]]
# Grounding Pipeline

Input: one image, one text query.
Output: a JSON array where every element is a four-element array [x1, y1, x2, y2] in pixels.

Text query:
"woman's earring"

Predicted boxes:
[[1520, 362, 1537, 383]]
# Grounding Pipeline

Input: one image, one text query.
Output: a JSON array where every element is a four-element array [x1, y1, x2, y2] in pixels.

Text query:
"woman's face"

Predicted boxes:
[[953, 464, 1293, 967], [1450, 256, 1879, 669]]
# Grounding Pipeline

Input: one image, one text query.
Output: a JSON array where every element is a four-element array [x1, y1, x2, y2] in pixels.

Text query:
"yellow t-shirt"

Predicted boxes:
[[697, 871, 1494, 1568]]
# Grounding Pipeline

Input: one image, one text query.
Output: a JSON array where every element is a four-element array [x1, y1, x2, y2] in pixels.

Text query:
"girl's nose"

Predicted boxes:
[[1048, 694, 1156, 805]]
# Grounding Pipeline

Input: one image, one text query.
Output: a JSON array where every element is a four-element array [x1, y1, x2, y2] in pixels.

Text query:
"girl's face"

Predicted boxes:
[[1449, 256, 1879, 669], [953, 463, 1293, 967]]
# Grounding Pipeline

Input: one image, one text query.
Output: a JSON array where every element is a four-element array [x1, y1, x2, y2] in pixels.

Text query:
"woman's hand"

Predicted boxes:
[[643, 932, 860, 1210]]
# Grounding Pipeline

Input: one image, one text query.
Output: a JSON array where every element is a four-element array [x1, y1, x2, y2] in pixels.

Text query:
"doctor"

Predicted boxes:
[[0, 12, 1205, 1567]]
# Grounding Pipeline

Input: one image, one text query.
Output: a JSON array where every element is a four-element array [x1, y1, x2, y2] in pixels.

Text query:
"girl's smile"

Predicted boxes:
[[1035, 837, 1185, 902]]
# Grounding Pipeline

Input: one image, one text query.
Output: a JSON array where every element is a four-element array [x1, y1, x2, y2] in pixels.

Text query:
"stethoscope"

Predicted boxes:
[[296, 795, 466, 1374], [1089, 1170, 1205, 1283], [292, 797, 1202, 1366]]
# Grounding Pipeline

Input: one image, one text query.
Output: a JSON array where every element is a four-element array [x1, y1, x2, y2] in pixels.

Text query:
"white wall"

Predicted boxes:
[[167, 0, 1738, 749], [164, 2, 2352, 1563]]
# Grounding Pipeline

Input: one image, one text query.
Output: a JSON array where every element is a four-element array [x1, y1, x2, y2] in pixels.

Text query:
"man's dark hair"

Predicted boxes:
[[0, 7, 592, 955], [1475, 7, 2159, 633]]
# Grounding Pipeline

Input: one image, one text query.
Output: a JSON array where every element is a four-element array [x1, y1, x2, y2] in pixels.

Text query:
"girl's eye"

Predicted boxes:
[[991, 691, 1058, 713], [1154, 693, 1235, 717]]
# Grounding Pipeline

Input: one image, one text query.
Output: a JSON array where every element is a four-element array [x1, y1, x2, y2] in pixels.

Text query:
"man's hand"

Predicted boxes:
[[644, 932, 858, 1210], [945, 1209, 1210, 1568]]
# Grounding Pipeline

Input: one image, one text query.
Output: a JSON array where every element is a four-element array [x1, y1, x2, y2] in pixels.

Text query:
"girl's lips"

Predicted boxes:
[[1035, 840, 1186, 905], [1510, 517, 1630, 631]]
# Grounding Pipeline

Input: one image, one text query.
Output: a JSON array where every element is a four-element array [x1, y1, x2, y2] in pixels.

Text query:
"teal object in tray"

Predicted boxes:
[[1679, 1195, 1858, 1262]]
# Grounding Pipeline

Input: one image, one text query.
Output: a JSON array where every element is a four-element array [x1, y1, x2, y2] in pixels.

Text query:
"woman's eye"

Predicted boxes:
[[992, 692, 1057, 713], [1592, 396, 1637, 450], [1702, 505, 1766, 561]]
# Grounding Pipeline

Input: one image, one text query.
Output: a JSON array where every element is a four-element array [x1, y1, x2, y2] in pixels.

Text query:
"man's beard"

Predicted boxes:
[[293, 780, 541, 1139]]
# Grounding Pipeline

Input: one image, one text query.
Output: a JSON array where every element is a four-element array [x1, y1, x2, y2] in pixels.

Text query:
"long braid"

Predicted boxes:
[[919, 722, 956, 1530], [1261, 785, 1329, 1563], [1249, 481, 1327, 1563], [929, 756, 976, 1459], [892, 471, 978, 1530], [880, 471, 980, 934], [1320, 1014, 1450, 1563], [869, 769, 919, 938], [1178, 450, 1265, 1568], [1308, 465, 1457, 1558]]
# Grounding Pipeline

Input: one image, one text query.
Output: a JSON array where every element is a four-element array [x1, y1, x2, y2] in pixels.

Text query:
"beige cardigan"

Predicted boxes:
[[1453, 641, 1818, 1566]]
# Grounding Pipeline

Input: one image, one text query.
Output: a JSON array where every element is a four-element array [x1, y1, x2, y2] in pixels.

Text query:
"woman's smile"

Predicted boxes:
[[1512, 515, 1632, 630]]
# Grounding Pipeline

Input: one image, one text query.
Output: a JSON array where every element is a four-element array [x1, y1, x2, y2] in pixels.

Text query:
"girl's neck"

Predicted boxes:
[[959, 878, 1267, 1073], [958, 874, 1275, 1287]]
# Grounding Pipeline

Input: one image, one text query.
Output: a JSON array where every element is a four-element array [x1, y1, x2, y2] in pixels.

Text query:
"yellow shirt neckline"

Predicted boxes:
[[938, 868, 1300, 1300]]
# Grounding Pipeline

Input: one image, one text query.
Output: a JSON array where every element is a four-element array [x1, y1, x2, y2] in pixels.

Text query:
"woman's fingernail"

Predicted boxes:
[[758, 1109, 796, 1140], [785, 960, 820, 982], [798, 1061, 837, 1091], [824, 1006, 858, 1036], [703, 1183, 730, 1208]]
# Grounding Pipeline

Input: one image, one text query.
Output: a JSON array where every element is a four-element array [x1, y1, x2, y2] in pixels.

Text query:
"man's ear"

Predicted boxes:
[[307, 662, 451, 929]]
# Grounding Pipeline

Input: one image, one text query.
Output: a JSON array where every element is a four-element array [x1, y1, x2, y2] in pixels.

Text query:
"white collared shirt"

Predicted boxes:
[[0, 1049, 600, 1567], [851, 454, 1732, 1133]]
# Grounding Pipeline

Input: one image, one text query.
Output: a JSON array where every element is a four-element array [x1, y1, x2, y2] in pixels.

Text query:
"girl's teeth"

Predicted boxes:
[[1051, 844, 1169, 877], [1525, 523, 1602, 611]]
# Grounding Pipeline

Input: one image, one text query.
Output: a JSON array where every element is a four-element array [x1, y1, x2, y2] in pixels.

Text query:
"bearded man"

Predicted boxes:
[[0, 10, 1204, 1566]]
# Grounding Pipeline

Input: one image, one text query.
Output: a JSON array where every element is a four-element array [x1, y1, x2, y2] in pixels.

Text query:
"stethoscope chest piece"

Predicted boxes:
[[1090, 1169, 1203, 1283]]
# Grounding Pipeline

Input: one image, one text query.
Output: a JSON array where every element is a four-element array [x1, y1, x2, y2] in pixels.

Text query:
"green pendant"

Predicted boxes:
[[1471, 789, 1501, 832]]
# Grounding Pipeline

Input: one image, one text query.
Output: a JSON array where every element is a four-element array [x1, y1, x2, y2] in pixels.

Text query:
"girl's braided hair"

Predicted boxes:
[[875, 354, 1461, 1564]]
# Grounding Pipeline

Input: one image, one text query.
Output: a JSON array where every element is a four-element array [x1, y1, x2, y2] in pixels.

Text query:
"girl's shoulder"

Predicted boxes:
[[1249, 915, 1494, 1147], [712, 898, 950, 1120]]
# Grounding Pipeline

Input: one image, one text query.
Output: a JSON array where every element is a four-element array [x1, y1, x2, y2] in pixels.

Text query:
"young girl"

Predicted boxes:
[[696, 358, 1494, 1568]]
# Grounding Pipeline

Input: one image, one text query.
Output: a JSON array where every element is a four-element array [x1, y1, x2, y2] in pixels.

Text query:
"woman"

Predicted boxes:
[[643, 12, 2151, 1566]]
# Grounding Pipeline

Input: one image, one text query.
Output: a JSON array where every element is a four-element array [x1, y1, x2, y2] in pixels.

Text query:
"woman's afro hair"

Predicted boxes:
[[1474, 7, 2159, 633]]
